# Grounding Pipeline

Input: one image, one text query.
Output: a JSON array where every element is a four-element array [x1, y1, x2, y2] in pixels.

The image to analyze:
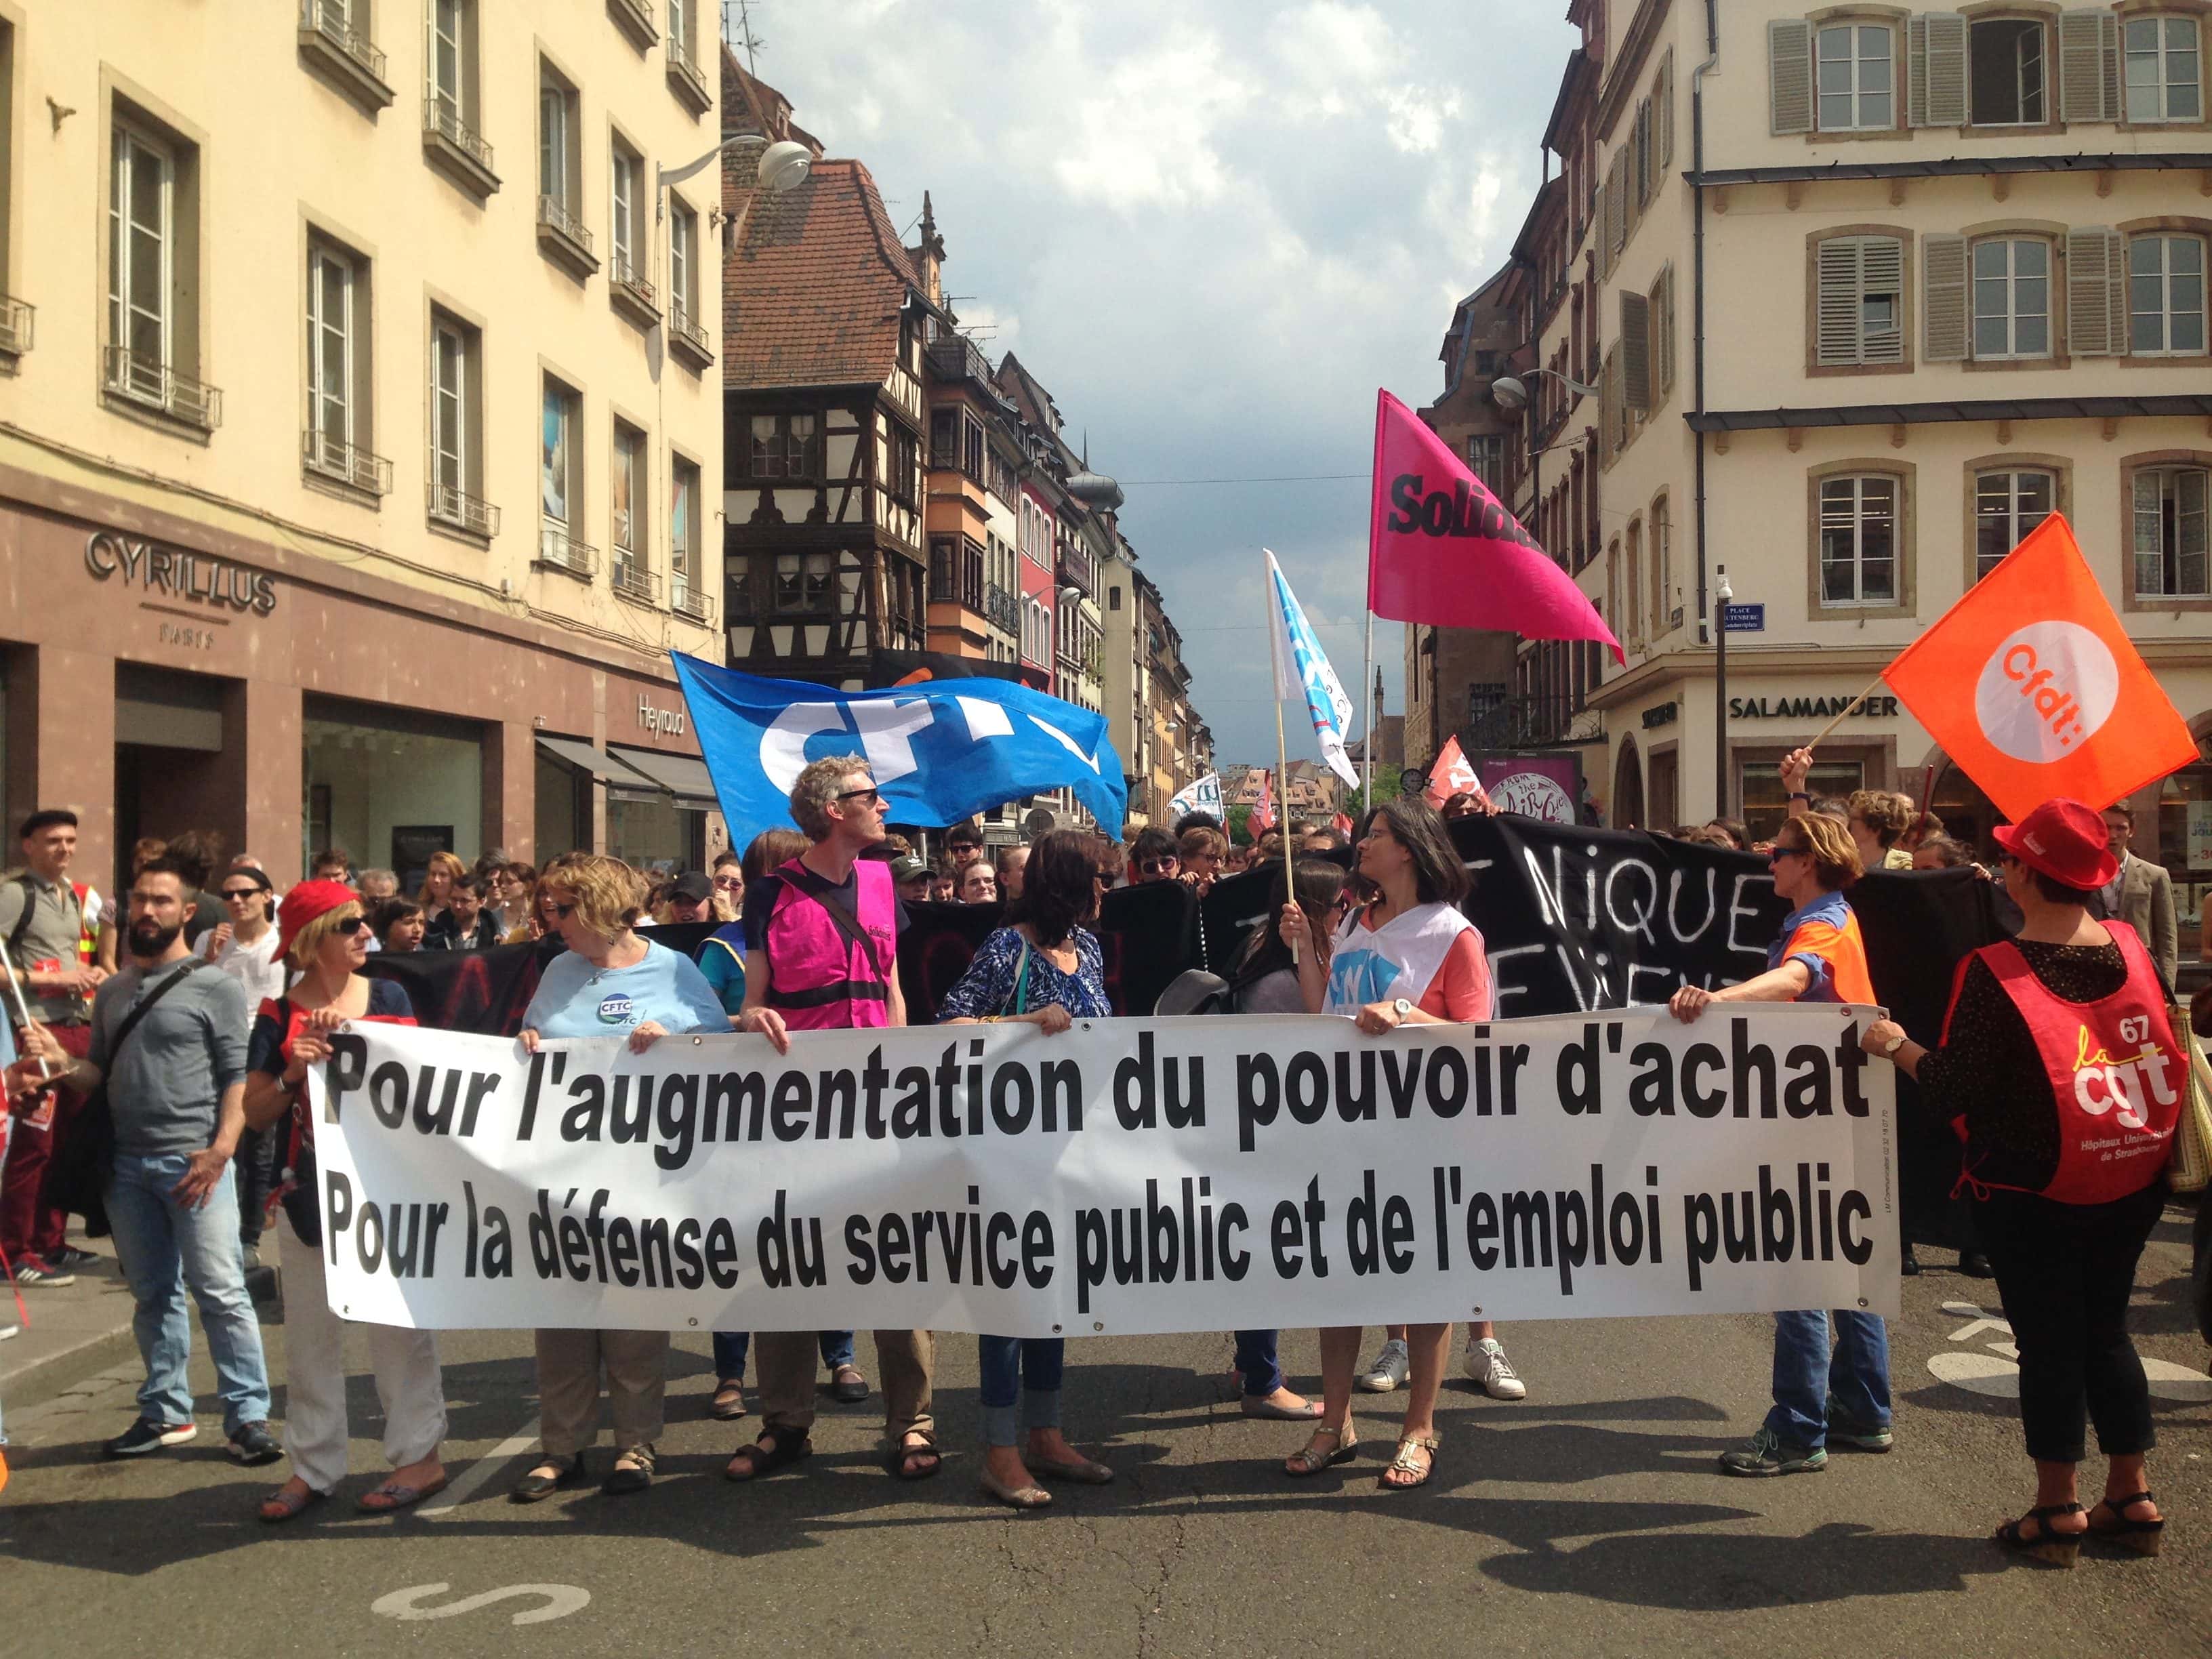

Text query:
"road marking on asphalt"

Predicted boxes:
[[372, 1583, 590, 1626], [419, 1418, 541, 1518], [1929, 1301, 2212, 1400]]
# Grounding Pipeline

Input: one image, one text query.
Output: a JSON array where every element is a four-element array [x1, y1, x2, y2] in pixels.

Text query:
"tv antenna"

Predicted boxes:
[[723, 0, 764, 75]]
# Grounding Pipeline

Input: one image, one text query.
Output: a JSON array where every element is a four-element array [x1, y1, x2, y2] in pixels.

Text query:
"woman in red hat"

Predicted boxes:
[[241, 880, 447, 1524], [1861, 798, 2182, 1567]]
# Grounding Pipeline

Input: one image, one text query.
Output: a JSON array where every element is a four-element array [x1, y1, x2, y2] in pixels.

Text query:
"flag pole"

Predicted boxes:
[[1265, 550, 1299, 966], [1359, 609, 1374, 811], [1803, 671, 1891, 751]]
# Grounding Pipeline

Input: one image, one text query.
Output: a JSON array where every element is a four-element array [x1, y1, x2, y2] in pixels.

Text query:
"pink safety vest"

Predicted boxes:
[[1946, 920, 2180, 1205], [761, 857, 897, 1030]]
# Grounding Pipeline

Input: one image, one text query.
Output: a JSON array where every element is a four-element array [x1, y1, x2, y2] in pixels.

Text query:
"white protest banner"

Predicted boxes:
[[312, 1004, 1898, 1336]]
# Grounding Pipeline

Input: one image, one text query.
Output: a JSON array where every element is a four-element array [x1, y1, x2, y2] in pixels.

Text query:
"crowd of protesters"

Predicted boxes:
[[0, 751, 2203, 1551]]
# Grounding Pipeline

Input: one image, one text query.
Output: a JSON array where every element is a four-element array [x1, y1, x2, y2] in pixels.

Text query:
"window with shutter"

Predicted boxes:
[[2058, 9, 2118, 122], [1634, 101, 1652, 209], [1621, 291, 1651, 411], [2125, 16, 2204, 123], [1908, 13, 1968, 127], [2066, 226, 2125, 356], [1820, 22, 1896, 130], [1969, 237, 2051, 359], [1608, 150, 1627, 257], [1923, 232, 1969, 361], [1968, 17, 2048, 125], [1652, 267, 1676, 397], [2128, 234, 2207, 355], [1656, 52, 1675, 171], [1771, 19, 1814, 134], [1815, 235, 1905, 367]]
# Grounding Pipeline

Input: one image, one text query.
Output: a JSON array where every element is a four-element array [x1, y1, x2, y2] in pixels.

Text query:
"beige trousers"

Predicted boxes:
[[754, 1328, 935, 1443], [533, 1327, 671, 1455]]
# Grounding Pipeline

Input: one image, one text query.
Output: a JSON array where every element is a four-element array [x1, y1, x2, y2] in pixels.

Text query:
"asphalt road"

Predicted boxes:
[[3, 1208, 2209, 1659]]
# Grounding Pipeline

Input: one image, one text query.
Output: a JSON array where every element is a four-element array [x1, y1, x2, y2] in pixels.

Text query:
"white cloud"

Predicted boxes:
[[739, 0, 1576, 766]]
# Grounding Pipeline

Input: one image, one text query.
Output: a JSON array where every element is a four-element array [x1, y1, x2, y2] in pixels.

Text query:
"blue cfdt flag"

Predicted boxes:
[[670, 654, 1128, 836], [1265, 550, 1359, 788]]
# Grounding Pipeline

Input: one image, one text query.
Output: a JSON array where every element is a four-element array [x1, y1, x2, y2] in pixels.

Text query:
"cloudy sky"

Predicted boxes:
[[735, 0, 1577, 769]]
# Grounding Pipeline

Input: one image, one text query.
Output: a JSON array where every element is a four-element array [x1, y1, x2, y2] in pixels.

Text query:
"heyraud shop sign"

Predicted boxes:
[[85, 531, 279, 615]]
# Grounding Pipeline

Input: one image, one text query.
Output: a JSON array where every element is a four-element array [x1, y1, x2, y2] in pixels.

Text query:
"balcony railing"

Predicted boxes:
[[983, 583, 1020, 634], [102, 346, 222, 430], [537, 522, 598, 577], [428, 479, 500, 537], [302, 429, 394, 495], [1465, 691, 1580, 751], [609, 251, 659, 319], [1054, 550, 1093, 598], [668, 300, 711, 363], [665, 32, 712, 111], [611, 553, 659, 605], [423, 94, 495, 175], [926, 333, 996, 389], [301, 0, 388, 78], [536, 194, 597, 273], [608, 0, 659, 48], [0, 293, 32, 356], [670, 579, 716, 627]]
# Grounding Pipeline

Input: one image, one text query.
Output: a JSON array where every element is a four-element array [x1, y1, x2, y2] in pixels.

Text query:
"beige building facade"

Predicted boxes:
[[0, 0, 724, 890], [1497, 0, 2212, 956]]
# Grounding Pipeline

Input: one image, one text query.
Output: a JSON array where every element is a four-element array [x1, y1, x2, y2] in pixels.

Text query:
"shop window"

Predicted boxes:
[[2156, 762, 2210, 964], [2125, 15, 2203, 123], [1969, 18, 2046, 126], [1741, 756, 1868, 844], [1818, 474, 1900, 605], [2128, 234, 2207, 356], [2133, 466, 2209, 598], [303, 697, 483, 886], [1974, 469, 2055, 579]]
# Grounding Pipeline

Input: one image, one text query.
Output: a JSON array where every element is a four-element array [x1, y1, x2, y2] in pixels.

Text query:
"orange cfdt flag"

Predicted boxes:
[[1881, 514, 2197, 823]]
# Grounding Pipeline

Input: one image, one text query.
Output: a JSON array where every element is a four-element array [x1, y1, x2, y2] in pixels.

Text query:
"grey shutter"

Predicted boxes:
[[2059, 10, 2114, 122], [1656, 52, 1675, 171], [1621, 290, 1651, 411], [1658, 268, 1677, 394], [1923, 232, 1969, 361], [1769, 19, 1814, 134], [1860, 237, 1905, 363], [1610, 148, 1628, 253], [1816, 238, 1864, 365], [2066, 226, 2125, 356], [1910, 13, 1967, 127]]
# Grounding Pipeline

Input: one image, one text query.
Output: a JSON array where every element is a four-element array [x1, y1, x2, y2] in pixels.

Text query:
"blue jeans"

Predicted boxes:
[[977, 1335, 1063, 1446], [1766, 1309, 1890, 1448], [712, 1329, 855, 1383], [105, 1153, 271, 1435], [1234, 1330, 1284, 1397]]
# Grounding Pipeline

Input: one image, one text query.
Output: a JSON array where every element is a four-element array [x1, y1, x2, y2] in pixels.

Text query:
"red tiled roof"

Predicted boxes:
[[722, 155, 917, 390]]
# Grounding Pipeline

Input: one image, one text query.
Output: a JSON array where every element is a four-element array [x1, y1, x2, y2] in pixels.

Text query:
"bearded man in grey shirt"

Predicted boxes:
[[9, 856, 281, 1465]]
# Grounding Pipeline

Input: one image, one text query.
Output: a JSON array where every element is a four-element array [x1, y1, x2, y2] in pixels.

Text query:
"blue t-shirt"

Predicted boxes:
[[935, 926, 1111, 1021], [523, 939, 728, 1039], [697, 924, 747, 1017]]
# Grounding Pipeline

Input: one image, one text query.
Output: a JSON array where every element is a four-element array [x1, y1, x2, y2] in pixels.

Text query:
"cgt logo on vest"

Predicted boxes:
[[1971, 621, 2121, 764], [2070, 1019, 2178, 1132], [1382, 474, 1542, 550]]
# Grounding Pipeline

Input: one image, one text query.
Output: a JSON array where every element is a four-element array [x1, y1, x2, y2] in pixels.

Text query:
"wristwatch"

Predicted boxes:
[[1880, 1031, 1907, 1056], [1392, 998, 1414, 1022]]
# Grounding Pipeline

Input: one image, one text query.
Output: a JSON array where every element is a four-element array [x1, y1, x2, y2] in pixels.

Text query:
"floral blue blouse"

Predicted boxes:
[[935, 926, 1111, 1021]]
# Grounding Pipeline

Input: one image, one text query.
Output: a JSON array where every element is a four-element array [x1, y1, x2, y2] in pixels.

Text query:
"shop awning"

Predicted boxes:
[[609, 745, 720, 811], [535, 735, 662, 789]]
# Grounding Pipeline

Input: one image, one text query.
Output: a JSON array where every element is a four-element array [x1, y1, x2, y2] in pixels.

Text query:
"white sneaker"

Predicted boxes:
[[1354, 1338, 1410, 1393], [1464, 1336, 1525, 1399]]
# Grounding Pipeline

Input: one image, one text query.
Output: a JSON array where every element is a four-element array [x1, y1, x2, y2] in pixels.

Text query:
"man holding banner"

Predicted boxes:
[[724, 756, 943, 1487]]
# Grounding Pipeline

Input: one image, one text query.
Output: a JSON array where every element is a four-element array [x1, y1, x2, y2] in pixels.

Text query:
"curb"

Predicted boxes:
[[2, 1265, 279, 1410]]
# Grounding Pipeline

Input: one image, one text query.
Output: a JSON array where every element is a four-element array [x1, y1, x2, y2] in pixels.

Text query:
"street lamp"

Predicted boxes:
[[657, 135, 811, 209], [1489, 367, 1597, 412], [1714, 565, 1732, 819]]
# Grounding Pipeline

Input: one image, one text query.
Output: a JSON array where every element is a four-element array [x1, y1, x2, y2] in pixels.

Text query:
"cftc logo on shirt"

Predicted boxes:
[[596, 994, 636, 1027]]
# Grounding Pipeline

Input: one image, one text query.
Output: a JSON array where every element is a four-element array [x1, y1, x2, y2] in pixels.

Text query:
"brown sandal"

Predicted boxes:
[[1285, 1425, 1357, 1477], [888, 1429, 943, 1481], [1379, 1433, 1440, 1492]]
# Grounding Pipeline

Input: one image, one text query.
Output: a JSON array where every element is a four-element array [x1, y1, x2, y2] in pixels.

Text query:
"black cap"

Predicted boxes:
[[668, 869, 715, 903]]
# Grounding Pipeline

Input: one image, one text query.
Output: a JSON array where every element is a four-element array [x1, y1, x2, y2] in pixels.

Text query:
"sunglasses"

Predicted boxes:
[[836, 786, 883, 808], [712, 874, 744, 889], [1140, 858, 1179, 876], [220, 886, 266, 901], [548, 901, 577, 920], [1768, 845, 1807, 863], [333, 916, 369, 937]]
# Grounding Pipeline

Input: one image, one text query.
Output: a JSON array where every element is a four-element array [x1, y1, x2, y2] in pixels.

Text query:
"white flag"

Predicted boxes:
[[1169, 772, 1224, 822], [1265, 550, 1358, 787]]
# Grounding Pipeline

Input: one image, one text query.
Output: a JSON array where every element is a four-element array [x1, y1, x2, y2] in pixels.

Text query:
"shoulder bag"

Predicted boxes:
[[47, 959, 206, 1235]]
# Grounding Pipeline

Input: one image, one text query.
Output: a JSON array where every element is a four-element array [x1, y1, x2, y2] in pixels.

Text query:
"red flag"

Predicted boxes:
[[1881, 514, 2197, 821], [1421, 733, 1481, 808], [1331, 811, 1354, 836], [1247, 771, 1276, 836], [1368, 390, 1622, 663]]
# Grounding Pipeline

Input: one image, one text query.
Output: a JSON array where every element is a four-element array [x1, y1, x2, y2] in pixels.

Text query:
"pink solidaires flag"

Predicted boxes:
[[1368, 389, 1623, 664]]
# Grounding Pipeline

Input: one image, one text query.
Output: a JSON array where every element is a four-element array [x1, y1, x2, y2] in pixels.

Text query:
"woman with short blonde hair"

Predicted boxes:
[[414, 851, 468, 918], [510, 854, 726, 1502]]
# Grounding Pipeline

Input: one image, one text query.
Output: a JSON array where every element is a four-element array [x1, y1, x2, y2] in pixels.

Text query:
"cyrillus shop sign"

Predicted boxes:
[[85, 531, 278, 615]]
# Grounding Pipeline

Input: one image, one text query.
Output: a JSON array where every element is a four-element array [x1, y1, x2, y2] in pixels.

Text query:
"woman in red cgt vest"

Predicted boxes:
[[1862, 798, 2181, 1568]]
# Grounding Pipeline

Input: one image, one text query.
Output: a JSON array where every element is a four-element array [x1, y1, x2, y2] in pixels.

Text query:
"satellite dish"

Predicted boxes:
[[1023, 806, 1057, 842]]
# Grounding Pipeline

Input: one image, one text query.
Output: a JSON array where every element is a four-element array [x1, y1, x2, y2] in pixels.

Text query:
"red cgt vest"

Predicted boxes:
[[1948, 920, 2180, 1205], [762, 857, 896, 1031]]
